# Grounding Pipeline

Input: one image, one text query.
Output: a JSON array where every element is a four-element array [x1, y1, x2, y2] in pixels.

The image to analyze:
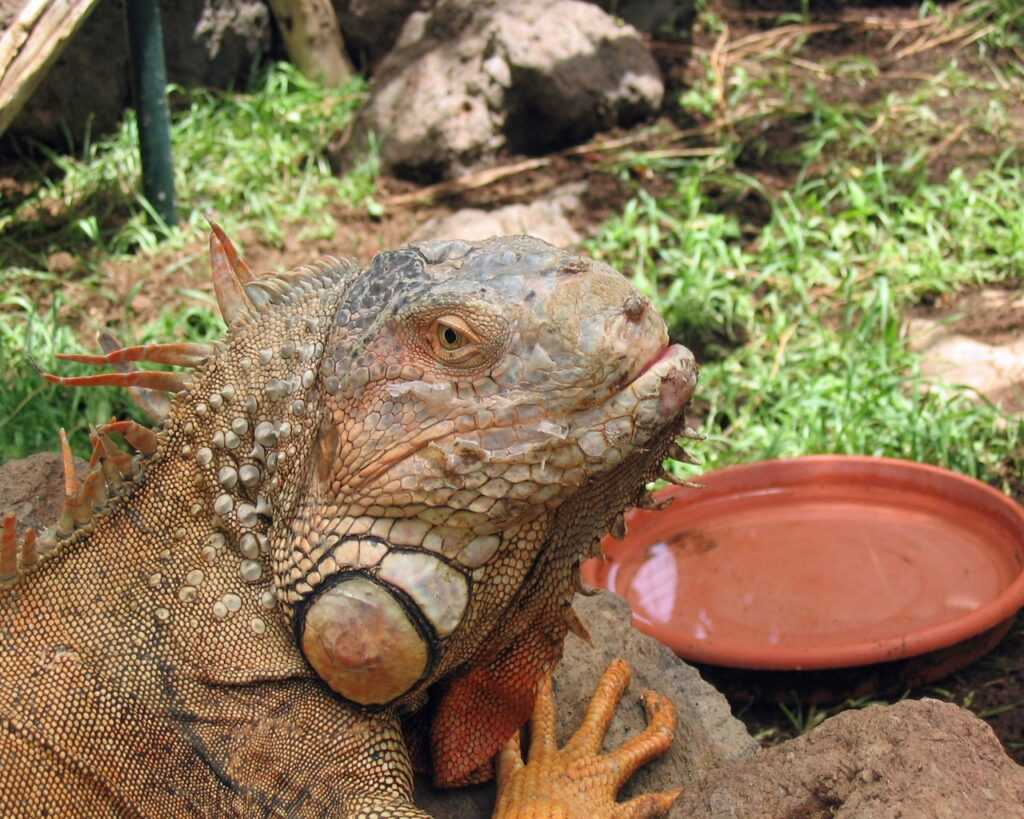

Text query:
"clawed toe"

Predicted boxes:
[[494, 659, 681, 819]]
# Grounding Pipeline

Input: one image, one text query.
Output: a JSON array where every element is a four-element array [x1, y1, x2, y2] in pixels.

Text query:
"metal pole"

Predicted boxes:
[[125, 0, 177, 226]]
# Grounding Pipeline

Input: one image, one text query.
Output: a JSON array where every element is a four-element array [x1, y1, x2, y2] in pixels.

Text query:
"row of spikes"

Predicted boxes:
[[41, 224, 246, 397], [4, 223, 341, 587], [2, 225, 253, 587], [1, 421, 158, 588], [42, 223, 352, 398]]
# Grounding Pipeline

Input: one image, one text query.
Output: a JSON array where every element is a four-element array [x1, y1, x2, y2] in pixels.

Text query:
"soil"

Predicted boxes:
[[2, 0, 1024, 771]]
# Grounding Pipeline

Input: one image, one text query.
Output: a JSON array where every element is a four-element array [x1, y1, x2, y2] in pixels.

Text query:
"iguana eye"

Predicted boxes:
[[429, 316, 480, 363], [438, 323, 465, 350]]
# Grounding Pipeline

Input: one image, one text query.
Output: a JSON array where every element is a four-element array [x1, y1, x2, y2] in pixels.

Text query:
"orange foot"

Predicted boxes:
[[493, 658, 681, 819]]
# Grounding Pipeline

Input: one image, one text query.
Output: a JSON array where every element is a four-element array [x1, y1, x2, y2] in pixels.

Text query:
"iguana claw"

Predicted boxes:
[[494, 659, 682, 819]]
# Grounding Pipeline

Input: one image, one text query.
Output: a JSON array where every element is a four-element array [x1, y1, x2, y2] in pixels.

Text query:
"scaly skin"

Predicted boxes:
[[0, 232, 697, 817]]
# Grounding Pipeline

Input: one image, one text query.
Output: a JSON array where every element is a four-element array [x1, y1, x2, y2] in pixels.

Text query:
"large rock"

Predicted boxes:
[[4, 0, 271, 148], [907, 288, 1024, 413], [354, 0, 663, 181], [676, 698, 1024, 819], [0, 451, 83, 535], [414, 591, 757, 817]]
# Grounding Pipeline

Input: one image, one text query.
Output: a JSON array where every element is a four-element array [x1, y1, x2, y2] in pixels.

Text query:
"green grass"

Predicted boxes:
[[0, 62, 375, 268], [588, 3, 1024, 487], [0, 62, 374, 460]]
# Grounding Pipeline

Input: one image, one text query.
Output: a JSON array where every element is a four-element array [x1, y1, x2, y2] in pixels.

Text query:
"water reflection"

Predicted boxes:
[[631, 542, 677, 624]]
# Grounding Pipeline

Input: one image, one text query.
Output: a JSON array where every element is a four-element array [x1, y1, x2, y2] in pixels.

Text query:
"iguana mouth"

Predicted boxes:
[[629, 343, 686, 386]]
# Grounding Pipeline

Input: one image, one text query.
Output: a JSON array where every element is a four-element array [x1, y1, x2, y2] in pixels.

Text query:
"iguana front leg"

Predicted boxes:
[[493, 660, 681, 819]]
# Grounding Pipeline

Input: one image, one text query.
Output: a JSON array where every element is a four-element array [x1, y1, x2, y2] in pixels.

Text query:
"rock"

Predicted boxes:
[[414, 591, 756, 817], [355, 0, 663, 180], [332, 0, 428, 70], [0, 452, 85, 536], [410, 184, 585, 248], [906, 288, 1024, 413], [676, 698, 1024, 819], [46, 251, 79, 276], [5, 0, 271, 148]]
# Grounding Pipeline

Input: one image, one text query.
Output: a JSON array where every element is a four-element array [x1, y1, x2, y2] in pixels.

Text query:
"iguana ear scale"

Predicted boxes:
[[208, 221, 258, 325]]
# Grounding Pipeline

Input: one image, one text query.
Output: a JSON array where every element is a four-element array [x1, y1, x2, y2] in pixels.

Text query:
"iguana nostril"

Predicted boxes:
[[623, 294, 648, 322]]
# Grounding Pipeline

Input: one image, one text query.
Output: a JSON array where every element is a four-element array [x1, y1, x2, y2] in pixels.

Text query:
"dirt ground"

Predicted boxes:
[[3, 0, 1024, 765]]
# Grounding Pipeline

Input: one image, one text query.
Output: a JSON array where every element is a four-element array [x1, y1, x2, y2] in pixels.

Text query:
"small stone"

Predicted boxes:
[[259, 348, 273, 365], [148, 572, 162, 587], [186, 569, 205, 586], [178, 586, 197, 603], [302, 369, 315, 388], [259, 589, 277, 609], [224, 431, 241, 450], [196, 447, 213, 466], [214, 494, 234, 515], [212, 431, 226, 449], [223, 593, 242, 612], [196, 403, 208, 416], [212, 601, 229, 620], [209, 393, 223, 410], [250, 617, 267, 635], [221, 385, 236, 401], [231, 418, 248, 436], [291, 400, 305, 416]]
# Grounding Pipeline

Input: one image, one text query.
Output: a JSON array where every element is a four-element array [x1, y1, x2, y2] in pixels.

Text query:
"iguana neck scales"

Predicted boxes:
[[1, 230, 697, 817]]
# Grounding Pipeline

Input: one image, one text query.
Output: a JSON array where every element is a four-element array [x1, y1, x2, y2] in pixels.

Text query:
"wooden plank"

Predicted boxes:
[[0, 0, 101, 135]]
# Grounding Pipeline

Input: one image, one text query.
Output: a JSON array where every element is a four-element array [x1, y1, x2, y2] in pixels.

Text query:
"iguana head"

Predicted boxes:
[[29, 231, 695, 722], [285, 237, 697, 708]]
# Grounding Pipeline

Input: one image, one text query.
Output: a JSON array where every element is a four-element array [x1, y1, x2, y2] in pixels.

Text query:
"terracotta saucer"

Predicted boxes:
[[582, 456, 1024, 671]]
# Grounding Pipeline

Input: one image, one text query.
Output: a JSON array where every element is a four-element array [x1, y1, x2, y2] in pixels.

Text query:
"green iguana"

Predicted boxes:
[[0, 229, 698, 817]]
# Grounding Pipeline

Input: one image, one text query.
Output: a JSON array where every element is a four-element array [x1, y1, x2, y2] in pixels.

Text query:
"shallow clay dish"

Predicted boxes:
[[583, 456, 1024, 671]]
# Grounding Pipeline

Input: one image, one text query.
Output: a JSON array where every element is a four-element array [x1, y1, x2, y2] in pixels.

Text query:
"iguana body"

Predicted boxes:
[[0, 232, 697, 817]]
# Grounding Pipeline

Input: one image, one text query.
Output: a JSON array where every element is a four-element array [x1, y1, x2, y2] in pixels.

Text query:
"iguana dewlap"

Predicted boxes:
[[0, 231, 697, 817]]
